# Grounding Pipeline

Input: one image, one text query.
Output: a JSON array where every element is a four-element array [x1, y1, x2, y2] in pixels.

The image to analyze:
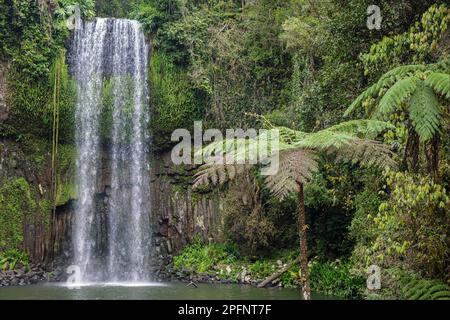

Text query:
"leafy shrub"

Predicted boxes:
[[0, 249, 29, 271], [173, 241, 301, 287], [310, 259, 365, 299], [370, 171, 449, 277], [173, 239, 239, 274], [348, 189, 381, 246]]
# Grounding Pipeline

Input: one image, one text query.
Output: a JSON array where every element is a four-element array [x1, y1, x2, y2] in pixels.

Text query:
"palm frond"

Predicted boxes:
[[409, 85, 443, 142], [375, 76, 420, 118], [264, 149, 318, 200], [424, 72, 450, 99]]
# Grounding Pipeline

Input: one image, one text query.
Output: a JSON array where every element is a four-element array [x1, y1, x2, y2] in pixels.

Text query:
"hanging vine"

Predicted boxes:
[[47, 49, 66, 261]]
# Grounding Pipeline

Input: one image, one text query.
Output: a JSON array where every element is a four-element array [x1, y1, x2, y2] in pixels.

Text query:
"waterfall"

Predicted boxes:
[[72, 18, 151, 283]]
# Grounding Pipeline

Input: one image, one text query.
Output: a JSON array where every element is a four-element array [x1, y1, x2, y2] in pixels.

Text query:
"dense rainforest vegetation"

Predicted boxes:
[[0, 0, 449, 300]]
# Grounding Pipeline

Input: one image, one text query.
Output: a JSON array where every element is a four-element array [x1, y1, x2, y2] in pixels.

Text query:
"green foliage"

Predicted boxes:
[[6, 51, 76, 142], [362, 4, 450, 76], [150, 51, 204, 149], [57, 0, 95, 20], [95, 0, 140, 18], [346, 63, 449, 143], [282, 0, 439, 131], [309, 259, 365, 299], [173, 241, 301, 287], [0, 249, 29, 271], [348, 190, 380, 246], [173, 238, 239, 274], [0, 0, 94, 79], [0, 178, 47, 250], [383, 268, 450, 300], [55, 144, 76, 205], [370, 171, 449, 277]]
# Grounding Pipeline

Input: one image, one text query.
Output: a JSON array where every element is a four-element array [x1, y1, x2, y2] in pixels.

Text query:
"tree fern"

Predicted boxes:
[[192, 119, 395, 301], [345, 63, 449, 118], [345, 64, 430, 116], [345, 63, 449, 169], [325, 120, 395, 139], [375, 76, 420, 118], [264, 149, 318, 200], [193, 119, 395, 191], [193, 160, 253, 190], [424, 72, 450, 99], [409, 84, 443, 142], [330, 139, 397, 169]]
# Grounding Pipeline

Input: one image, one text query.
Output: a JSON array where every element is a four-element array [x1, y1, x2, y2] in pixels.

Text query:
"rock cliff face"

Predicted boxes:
[[0, 138, 225, 268], [150, 152, 225, 258]]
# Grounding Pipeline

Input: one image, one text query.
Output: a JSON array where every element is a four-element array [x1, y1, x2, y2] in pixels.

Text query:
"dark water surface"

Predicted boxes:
[[0, 282, 332, 300]]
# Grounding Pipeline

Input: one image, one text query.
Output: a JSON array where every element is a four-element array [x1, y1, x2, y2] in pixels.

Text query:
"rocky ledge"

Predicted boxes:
[[0, 264, 60, 287], [155, 262, 279, 288]]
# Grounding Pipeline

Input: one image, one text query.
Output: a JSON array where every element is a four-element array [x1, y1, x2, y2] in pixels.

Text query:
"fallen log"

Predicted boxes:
[[257, 256, 301, 288]]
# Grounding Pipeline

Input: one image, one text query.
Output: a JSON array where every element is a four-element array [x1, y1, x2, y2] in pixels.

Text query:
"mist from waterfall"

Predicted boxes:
[[72, 18, 151, 283]]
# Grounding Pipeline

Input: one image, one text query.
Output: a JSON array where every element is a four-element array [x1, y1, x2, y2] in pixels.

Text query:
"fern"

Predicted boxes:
[[376, 76, 420, 118], [193, 120, 395, 197], [326, 120, 395, 139], [330, 139, 396, 169], [400, 274, 450, 300], [193, 160, 253, 190], [264, 149, 318, 200], [296, 120, 393, 150], [345, 63, 449, 144], [425, 72, 450, 99], [345, 64, 429, 116], [409, 84, 443, 142]]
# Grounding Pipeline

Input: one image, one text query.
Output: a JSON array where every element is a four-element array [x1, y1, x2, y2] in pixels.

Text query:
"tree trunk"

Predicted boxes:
[[257, 256, 301, 288], [298, 182, 311, 300], [426, 134, 439, 181], [404, 126, 420, 173]]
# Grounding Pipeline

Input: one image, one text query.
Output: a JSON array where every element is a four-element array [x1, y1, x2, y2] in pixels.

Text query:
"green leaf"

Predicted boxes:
[[424, 72, 450, 99], [409, 85, 443, 142], [375, 76, 420, 118]]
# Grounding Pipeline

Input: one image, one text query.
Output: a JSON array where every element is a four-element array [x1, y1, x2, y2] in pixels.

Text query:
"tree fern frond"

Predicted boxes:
[[375, 76, 420, 118], [345, 64, 428, 117], [326, 120, 395, 139], [331, 139, 397, 169], [193, 159, 253, 190], [424, 72, 450, 99], [272, 126, 307, 145], [264, 149, 318, 200], [295, 130, 356, 150], [409, 85, 443, 142], [378, 64, 428, 82]]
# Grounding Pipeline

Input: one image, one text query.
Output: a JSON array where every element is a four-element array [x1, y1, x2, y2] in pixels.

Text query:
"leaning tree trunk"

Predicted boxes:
[[298, 182, 311, 300]]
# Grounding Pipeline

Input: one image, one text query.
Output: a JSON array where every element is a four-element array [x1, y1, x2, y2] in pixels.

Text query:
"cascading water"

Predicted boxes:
[[72, 18, 151, 283]]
